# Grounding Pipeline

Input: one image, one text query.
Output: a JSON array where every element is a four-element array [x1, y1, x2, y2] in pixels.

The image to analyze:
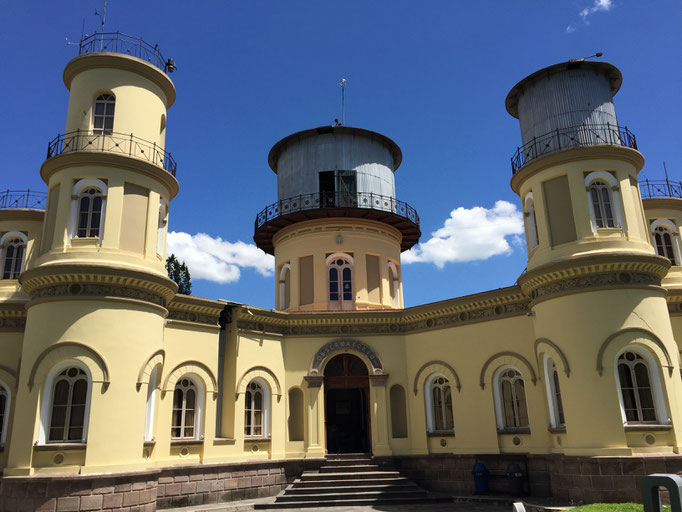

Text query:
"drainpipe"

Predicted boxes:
[[216, 304, 235, 437]]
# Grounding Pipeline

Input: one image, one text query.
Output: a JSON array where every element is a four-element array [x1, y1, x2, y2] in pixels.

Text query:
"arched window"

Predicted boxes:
[[616, 351, 658, 423], [585, 172, 623, 232], [327, 253, 353, 310], [1, 232, 27, 279], [279, 264, 291, 310], [524, 193, 539, 250], [157, 200, 167, 256], [651, 220, 680, 266], [144, 366, 158, 442], [245, 379, 270, 437], [172, 377, 203, 439], [388, 261, 400, 307], [0, 382, 9, 446], [544, 357, 565, 428], [48, 367, 90, 442], [93, 93, 115, 134], [70, 179, 107, 241], [494, 367, 529, 429], [425, 374, 454, 433]]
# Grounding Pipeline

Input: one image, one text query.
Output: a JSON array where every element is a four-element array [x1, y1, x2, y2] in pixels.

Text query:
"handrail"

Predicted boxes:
[[0, 189, 47, 210], [78, 32, 170, 73], [46, 130, 177, 177], [641, 178, 682, 199], [511, 123, 637, 174], [255, 191, 420, 230]]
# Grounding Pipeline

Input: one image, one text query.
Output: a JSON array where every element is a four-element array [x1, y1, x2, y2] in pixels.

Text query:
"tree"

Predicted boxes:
[[166, 254, 192, 295]]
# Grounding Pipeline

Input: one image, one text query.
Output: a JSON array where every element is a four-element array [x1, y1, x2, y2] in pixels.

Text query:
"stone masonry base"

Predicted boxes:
[[1, 454, 682, 510]]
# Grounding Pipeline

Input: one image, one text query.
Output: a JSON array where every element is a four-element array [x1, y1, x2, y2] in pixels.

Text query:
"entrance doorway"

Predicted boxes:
[[324, 353, 370, 454]]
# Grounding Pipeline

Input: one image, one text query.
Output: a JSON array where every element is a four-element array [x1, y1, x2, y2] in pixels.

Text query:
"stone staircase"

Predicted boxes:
[[255, 453, 452, 509]]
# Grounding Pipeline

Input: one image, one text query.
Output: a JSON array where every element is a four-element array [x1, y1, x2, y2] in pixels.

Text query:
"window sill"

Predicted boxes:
[[70, 237, 100, 247], [427, 430, 455, 437], [34, 443, 86, 451], [548, 426, 567, 434], [171, 439, 204, 446], [595, 227, 623, 236], [497, 427, 531, 435], [245, 436, 271, 443], [214, 437, 236, 445], [624, 424, 673, 432]]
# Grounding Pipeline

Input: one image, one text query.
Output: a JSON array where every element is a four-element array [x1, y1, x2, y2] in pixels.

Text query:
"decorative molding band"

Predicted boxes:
[[167, 295, 224, 326], [479, 351, 538, 390], [309, 339, 384, 376], [596, 327, 674, 377], [412, 360, 462, 394], [167, 309, 219, 326], [29, 283, 167, 308], [0, 316, 26, 331]]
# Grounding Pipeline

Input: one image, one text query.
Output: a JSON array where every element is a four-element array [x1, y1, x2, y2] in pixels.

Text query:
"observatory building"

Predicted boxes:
[[2, 34, 682, 511]]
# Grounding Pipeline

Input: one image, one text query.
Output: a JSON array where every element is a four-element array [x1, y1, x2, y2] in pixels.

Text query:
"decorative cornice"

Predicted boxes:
[[0, 303, 27, 331], [19, 264, 177, 308], [167, 295, 224, 326]]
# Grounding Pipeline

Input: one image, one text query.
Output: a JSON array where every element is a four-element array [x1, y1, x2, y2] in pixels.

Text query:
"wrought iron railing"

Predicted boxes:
[[511, 123, 637, 174], [255, 192, 420, 229], [46, 130, 177, 176], [0, 189, 47, 209], [641, 179, 682, 199], [78, 32, 171, 73]]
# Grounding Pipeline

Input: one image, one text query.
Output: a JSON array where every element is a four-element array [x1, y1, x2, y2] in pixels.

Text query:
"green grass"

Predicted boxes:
[[572, 504, 671, 512]]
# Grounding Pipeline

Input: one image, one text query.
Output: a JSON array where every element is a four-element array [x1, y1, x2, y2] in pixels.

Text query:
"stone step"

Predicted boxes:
[[275, 488, 428, 502], [321, 457, 373, 464], [319, 464, 381, 472], [324, 452, 371, 459], [292, 476, 411, 487], [300, 470, 401, 479], [284, 483, 422, 495], [254, 495, 453, 509]]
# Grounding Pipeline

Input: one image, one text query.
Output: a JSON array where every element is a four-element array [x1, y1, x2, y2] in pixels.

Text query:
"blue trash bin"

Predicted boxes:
[[472, 462, 489, 494]]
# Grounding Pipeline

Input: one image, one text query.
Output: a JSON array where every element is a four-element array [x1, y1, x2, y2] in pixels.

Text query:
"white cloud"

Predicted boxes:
[[167, 231, 274, 284], [580, 0, 612, 21], [566, 24, 577, 33], [402, 201, 524, 268]]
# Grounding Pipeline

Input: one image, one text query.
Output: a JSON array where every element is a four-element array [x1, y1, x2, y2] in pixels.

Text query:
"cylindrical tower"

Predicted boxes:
[[507, 60, 682, 456], [5, 34, 178, 475], [254, 126, 420, 311]]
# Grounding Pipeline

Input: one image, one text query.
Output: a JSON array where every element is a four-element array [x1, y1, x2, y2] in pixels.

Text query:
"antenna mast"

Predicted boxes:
[[95, 0, 107, 50], [339, 78, 347, 126]]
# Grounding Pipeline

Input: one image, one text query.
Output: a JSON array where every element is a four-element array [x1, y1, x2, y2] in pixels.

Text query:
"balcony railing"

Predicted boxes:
[[78, 32, 171, 73], [255, 192, 420, 229], [0, 189, 47, 210], [641, 179, 682, 199], [511, 123, 637, 174], [46, 130, 177, 177]]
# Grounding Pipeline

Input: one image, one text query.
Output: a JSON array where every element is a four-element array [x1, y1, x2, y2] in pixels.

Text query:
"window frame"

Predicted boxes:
[[92, 93, 116, 135], [584, 171, 624, 234], [244, 377, 271, 438], [650, 219, 681, 266], [278, 263, 291, 310], [171, 375, 205, 441], [424, 373, 454, 434], [326, 253, 354, 311], [523, 192, 539, 251], [614, 348, 668, 425], [0, 381, 10, 446], [543, 355, 565, 429], [388, 261, 400, 307], [69, 179, 108, 243], [144, 366, 158, 442], [492, 366, 530, 431], [1, 232, 28, 280], [38, 361, 93, 445]]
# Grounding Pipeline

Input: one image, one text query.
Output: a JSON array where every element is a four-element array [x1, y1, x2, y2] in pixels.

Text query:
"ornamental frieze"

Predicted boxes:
[[29, 283, 166, 307], [167, 309, 219, 326], [530, 271, 661, 303], [0, 316, 27, 331]]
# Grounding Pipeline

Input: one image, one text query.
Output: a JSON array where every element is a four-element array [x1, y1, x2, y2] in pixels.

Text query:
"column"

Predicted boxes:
[[369, 374, 392, 456], [304, 376, 325, 457]]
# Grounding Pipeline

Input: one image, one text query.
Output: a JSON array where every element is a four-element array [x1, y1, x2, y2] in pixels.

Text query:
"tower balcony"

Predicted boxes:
[[254, 191, 421, 255], [510, 123, 637, 174], [46, 130, 177, 177], [0, 189, 47, 210], [78, 32, 174, 74], [641, 179, 682, 200]]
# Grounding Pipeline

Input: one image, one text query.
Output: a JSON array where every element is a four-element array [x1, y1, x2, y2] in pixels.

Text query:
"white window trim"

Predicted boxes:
[[244, 377, 271, 438], [144, 366, 158, 442], [388, 261, 400, 307], [278, 263, 291, 310], [92, 93, 116, 134], [69, 179, 108, 243], [585, 171, 625, 235], [171, 374, 205, 440], [543, 355, 564, 428], [523, 192, 539, 251], [424, 373, 453, 433], [326, 253, 354, 310], [492, 365, 529, 430], [0, 381, 10, 446], [38, 361, 93, 445], [650, 219, 681, 266], [614, 347, 670, 425], [157, 199, 168, 257], [1, 232, 28, 279]]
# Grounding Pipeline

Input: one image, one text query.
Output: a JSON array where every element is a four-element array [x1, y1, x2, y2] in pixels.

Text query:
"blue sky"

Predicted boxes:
[[2, 1, 681, 308]]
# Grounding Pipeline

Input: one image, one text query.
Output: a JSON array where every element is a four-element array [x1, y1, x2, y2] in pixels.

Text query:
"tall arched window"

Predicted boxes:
[[48, 367, 89, 442], [585, 172, 623, 232], [650, 220, 680, 266], [425, 374, 454, 433], [388, 261, 400, 306], [172, 377, 200, 439], [70, 179, 107, 241], [590, 181, 615, 228], [144, 366, 158, 442], [617, 351, 658, 423], [1, 232, 27, 279], [279, 264, 291, 310], [494, 367, 529, 429], [93, 93, 115, 134], [544, 357, 565, 428], [245, 379, 270, 437], [524, 192, 539, 250], [0, 382, 9, 446], [157, 200, 167, 256], [327, 253, 354, 310]]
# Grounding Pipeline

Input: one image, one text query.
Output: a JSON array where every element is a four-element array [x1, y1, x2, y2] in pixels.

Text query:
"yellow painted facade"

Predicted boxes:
[[2, 42, 682, 495]]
